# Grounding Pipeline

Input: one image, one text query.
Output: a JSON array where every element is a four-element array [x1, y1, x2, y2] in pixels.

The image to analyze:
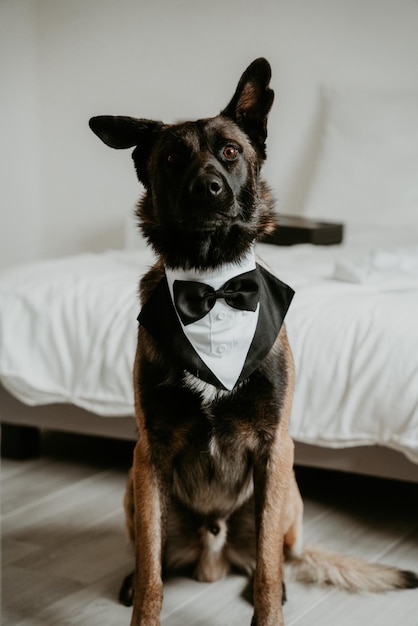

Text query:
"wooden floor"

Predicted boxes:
[[2, 432, 418, 626]]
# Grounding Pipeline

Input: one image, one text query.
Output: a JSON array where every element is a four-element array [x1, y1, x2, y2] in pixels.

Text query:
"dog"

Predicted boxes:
[[89, 58, 418, 626]]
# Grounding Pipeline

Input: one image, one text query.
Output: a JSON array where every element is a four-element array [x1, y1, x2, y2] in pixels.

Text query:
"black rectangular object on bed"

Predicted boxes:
[[261, 215, 344, 246]]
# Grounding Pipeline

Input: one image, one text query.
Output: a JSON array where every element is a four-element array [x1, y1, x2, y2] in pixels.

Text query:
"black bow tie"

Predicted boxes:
[[173, 269, 260, 326]]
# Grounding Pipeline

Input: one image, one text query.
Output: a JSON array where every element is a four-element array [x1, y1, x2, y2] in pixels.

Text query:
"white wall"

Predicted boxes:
[[1, 0, 418, 267], [0, 0, 43, 267]]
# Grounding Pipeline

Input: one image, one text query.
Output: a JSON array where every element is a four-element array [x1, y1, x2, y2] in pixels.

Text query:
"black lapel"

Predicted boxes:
[[137, 266, 294, 390], [237, 264, 294, 383], [138, 276, 227, 389]]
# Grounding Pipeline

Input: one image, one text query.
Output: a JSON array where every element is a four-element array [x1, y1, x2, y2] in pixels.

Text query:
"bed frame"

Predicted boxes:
[[1, 384, 417, 482]]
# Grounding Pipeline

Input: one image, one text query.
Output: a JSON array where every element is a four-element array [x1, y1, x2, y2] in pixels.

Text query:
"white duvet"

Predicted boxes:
[[1, 225, 418, 464]]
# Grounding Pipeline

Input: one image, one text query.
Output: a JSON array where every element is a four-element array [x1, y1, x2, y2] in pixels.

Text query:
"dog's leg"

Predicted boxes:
[[283, 472, 304, 559], [130, 437, 166, 626], [250, 332, 295, 626], [119, 469, 135, 607], [252, 427, 294, 626]]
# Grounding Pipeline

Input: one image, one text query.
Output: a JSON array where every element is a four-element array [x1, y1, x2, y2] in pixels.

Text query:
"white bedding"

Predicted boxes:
[[1, 225, 418, 465]]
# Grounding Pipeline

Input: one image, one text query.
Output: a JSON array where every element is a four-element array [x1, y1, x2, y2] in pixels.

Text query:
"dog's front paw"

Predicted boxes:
[[119, 571, 134, 607]]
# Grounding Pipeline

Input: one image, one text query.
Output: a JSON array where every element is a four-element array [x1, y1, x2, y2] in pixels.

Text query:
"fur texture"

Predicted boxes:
[[90, 58, 418, 626]]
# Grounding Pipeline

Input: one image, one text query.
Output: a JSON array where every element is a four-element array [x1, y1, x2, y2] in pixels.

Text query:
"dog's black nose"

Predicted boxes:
[[190, 173, 224, 200]]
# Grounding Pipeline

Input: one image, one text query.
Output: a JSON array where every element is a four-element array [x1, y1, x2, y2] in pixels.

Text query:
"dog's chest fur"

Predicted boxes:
[[171, 425, 254, 517], [139, 335, 288, 519]]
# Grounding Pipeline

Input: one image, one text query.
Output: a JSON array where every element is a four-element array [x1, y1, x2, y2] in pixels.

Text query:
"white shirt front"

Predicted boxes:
[[165, 249, 259, 390]]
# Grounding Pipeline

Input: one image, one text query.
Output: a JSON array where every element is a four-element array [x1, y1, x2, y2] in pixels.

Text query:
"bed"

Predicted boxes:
[[1, 86, 417, 482]]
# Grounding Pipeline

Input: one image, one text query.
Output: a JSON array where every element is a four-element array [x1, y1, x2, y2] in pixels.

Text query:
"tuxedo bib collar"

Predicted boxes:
[[165, 250, 260, 390], [138, 253, 294, 391]]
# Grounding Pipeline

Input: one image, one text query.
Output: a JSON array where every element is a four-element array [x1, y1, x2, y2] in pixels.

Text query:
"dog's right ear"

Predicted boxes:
[[89, 116, 163, 186], [89, 115, 162, 149]]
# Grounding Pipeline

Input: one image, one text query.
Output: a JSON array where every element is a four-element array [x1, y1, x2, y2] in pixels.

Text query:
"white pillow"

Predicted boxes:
[[302, 87, 418, 227]]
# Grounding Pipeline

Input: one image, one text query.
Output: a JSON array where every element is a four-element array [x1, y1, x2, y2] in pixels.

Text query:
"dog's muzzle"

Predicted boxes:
[[185, 166, 235, 216], [189, 169, 224, 201]]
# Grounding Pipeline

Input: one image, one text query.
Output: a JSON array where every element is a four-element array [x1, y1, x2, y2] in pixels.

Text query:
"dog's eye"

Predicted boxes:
[[222, 145, 239, 161], [167, 153, 180, 165]]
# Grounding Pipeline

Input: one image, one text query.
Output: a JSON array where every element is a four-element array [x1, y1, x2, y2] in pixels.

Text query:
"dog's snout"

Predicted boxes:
[[190, 171, 224, 200]]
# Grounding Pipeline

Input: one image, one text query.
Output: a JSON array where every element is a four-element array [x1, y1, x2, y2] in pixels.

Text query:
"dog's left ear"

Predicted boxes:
[[221, 58, 274, 159]]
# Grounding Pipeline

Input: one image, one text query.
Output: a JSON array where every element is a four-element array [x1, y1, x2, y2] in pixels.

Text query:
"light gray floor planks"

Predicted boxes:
[[2, 432, 418, 625]]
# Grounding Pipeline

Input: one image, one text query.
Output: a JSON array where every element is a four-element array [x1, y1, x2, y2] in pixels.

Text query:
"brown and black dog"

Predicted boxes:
[[90, 59, 417, 626]]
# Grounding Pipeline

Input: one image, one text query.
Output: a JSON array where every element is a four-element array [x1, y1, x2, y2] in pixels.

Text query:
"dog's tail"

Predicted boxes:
[[286, 544, 418, 593]]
